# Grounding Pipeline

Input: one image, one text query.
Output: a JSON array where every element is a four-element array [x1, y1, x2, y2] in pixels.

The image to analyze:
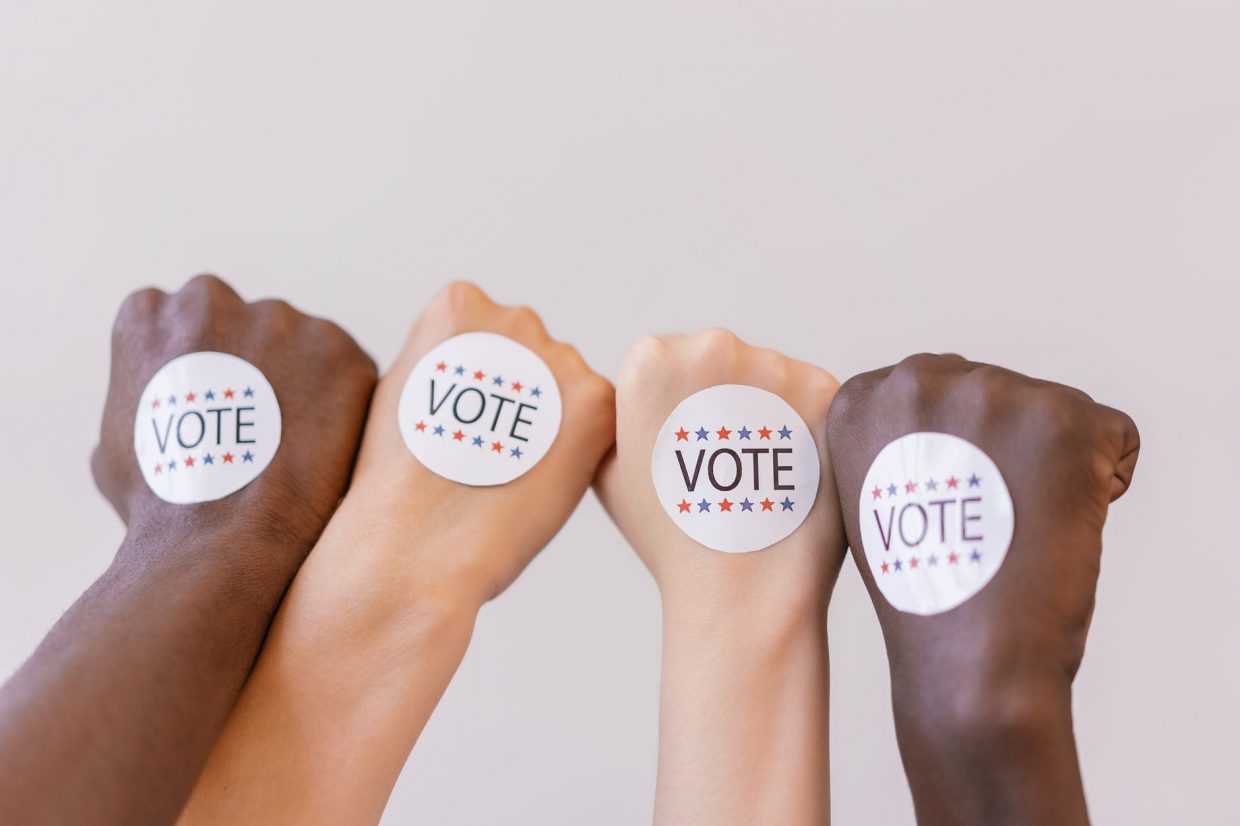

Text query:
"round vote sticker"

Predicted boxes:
[[134, 352, 282, 504], [651, 384, 820, 553], [858, 432, 1015, 616], [398, 332, 562, 486]]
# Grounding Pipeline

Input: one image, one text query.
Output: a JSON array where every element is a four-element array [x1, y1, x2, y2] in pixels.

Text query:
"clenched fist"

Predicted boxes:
[[827, 353, 1140, 826], [93, 274, 377, 566], [596, 329, 844, 826]]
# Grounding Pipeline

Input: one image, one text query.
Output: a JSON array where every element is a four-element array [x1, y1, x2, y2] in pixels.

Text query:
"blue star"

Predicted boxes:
[[167, 459, 177, 471], [205, 389, 215, 401], [531, 386, 542, 397], [472, 435, 484, 447], [780, 497, 794, 511], [968, 474, 981, 487], [893, 559, 903, 571], [242, 450, 254, 462], [697, 499, 712, 513], [739, 498, 754, 511], [243, 387, 254, 398], [928, 554, 938, 565], [492, 375, 504, 386], [778, 426, 792, 439], [454, 365, 465, 375], [737, 426, 751, 440], [202, 453, 214, 465], [167, 394, 177, 406], [433, 424, 445, 436], [887, 483, 898, 496], [695, 427, 710, 441], [510, 446, 523, 459], [926, 478, 938, 491], [970, 548, 982, 563]]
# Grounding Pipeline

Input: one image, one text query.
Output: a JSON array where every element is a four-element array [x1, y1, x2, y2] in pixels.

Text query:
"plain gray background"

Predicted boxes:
[[2, 2, 1237, 824]]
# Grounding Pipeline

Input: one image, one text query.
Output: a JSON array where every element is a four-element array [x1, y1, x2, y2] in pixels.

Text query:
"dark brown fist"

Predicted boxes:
[[91, 275, 377, 567], [827, 354, 1139, 710]]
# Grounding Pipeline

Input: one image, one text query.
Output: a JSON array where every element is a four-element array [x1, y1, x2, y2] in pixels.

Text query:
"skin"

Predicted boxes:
[[0, 275, 377, 826], [595, 330, 846, 826], [826, 353, 1140, 826], [179, 282, 616, 825]]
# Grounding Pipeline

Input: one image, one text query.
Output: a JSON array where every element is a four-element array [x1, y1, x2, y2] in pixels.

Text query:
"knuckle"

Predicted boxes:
[[694, 327, 740, 353], [618, 336, 666, 385], [179, 273, 230, 298], [436, 280, 487, 309]]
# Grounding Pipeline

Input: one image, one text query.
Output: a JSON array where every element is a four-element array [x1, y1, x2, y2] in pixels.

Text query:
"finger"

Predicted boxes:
[[1099, 404, 1140, 502]]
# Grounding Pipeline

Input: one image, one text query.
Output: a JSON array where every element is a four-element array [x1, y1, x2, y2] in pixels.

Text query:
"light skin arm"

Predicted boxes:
[[595, 330, 845, 826], [180, 282, 616, 825], [0, 276, 376, 826]]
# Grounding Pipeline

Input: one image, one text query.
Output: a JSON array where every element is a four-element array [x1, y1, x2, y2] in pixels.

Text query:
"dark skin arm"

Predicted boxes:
[[827, 354, 1140, 826], [0, 275, 376, 826]]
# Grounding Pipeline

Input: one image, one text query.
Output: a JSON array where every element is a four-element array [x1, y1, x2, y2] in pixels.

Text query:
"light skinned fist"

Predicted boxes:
[[596, 329, 846, 611], [345, 281, 616, 605]]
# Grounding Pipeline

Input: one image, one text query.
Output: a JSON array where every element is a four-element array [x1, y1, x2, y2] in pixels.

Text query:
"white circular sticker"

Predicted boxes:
[[651, 384, 820, 553], [858, 432, 1015, 615], [134, 352, 282, 504], [398, 332, 562, 486]]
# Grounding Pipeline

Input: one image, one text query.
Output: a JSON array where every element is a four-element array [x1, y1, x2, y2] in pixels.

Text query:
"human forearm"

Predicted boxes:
[[181, 494, 483, 826], [0, 521, 303, 825], [891, 661, 1085, 826], [654, 582, 831, 826]]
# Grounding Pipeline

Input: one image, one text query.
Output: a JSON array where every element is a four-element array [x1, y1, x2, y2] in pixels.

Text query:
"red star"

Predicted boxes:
[[473, 370, 485, 381], [151, 398, 161, 409], [184, 456, 195, 467], [719, 498, 733, 512], [675, 427, 689, 441], [153, 463, 162, 474], [881, 561, 889, 574], [757, 426, 772, 440], [871, 486, 883, 500], [185, 391, 196, 403], [224, 388, 235, 399], [415, 421, 427, 432], [905, 480, 918, 493], [677, 499, 691, 513], [946, 476, 959, 489], [948, 551, 959, 564], [760, 497, 775, 511], [716, 426, 731, 440], [222, 452, 235, 463], [452, 430, 465, 441], [909, 556, 919, 568], [435, 361, 447, 372], [491, 441, 503, 453], [511, 381, 523, 393]]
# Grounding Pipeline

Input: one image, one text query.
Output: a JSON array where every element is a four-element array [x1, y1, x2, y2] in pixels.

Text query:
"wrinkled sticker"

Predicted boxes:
[[398, 332, 562, 486], [134, 351, 281, 504], [859, 432, 1015, 615], [651, 384, 820, 553]]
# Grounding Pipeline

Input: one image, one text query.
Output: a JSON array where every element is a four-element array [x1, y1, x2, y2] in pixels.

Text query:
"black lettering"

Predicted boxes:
[[707, 449, 742, 491], [510, 402, 538, 442], [452, 387, 486, 424], [898, 503, 929, 547], [772, 448, 794, 490], [676, 450, 706, 492], [176, 411, 205, 449], [235, 406, 256, 444], [961, 497, 984, 541]]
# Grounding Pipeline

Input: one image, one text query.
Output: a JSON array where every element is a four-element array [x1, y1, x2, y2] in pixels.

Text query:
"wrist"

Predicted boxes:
[[891, 666, 1085, 824]]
